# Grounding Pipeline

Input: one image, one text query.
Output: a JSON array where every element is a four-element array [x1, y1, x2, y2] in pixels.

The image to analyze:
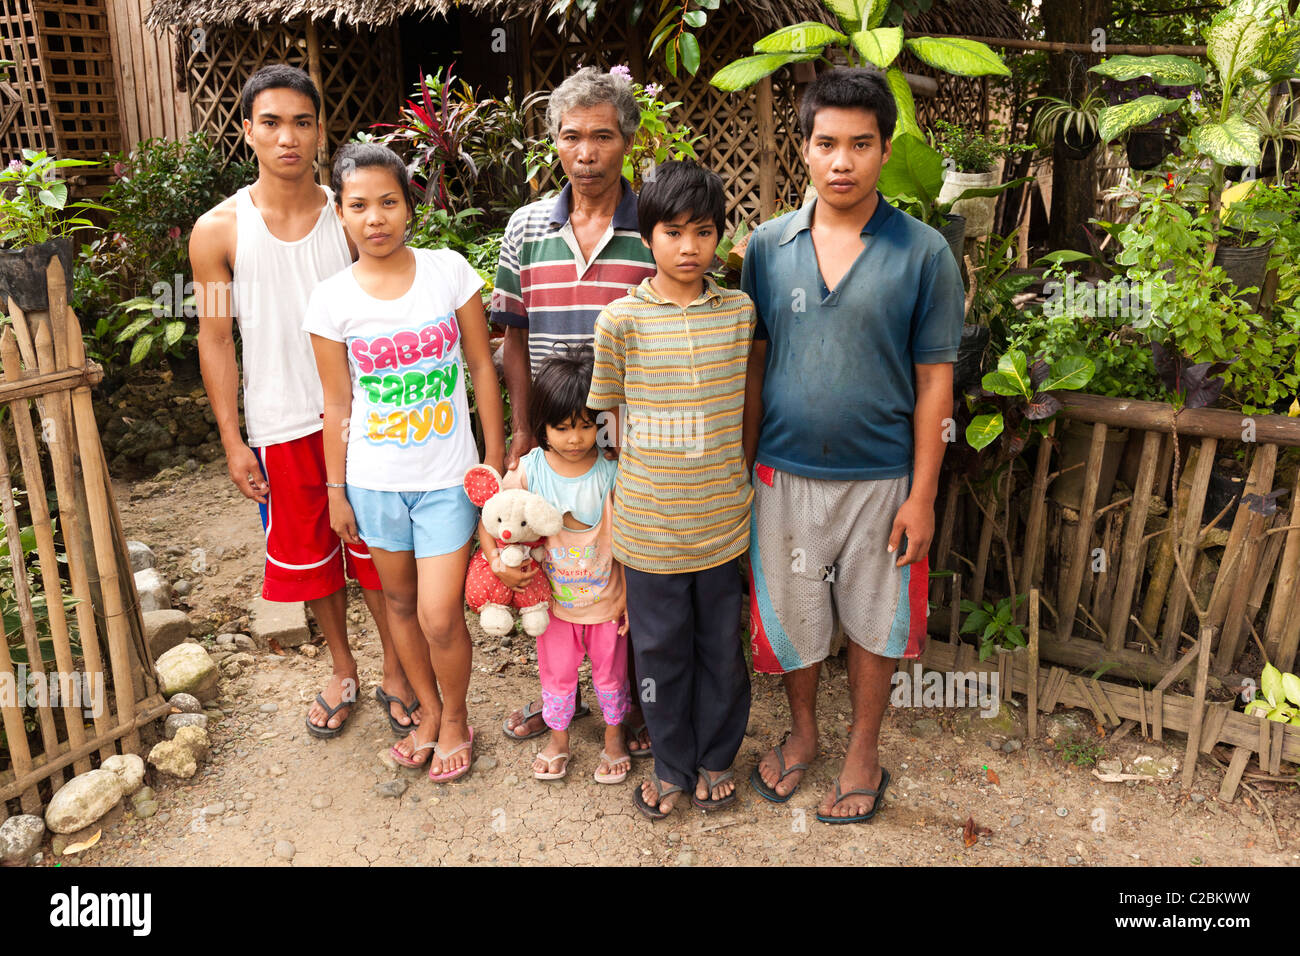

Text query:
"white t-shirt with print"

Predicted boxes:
[[302, 247, 484, 492]]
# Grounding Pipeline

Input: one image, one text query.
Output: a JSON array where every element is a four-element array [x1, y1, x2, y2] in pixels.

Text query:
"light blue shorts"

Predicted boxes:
[[347, 485, 479, 559]]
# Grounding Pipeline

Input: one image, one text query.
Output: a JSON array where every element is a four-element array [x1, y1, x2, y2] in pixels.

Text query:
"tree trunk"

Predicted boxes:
[[1042, 0, 1110, 253]]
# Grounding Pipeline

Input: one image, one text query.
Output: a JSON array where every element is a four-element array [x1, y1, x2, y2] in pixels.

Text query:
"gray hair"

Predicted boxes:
[[545, 67, 640, 142]]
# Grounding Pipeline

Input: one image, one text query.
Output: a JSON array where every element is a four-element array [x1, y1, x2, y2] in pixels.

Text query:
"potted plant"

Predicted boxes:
[[0, 149, 105, 312], [1029, 90, 1108, 161], [933, 121, 1034, 237]]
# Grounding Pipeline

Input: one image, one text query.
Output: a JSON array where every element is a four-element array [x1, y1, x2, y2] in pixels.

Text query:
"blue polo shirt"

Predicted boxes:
[[741, 193, 963, 481]]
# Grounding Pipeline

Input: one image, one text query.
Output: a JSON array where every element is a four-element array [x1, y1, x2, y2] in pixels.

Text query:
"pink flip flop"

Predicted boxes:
[[429, 726, 476, 783], [390, 731, 436, 768]]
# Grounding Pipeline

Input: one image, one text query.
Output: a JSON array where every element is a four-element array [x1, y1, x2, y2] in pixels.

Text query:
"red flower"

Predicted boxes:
[[1165, 173, 1175, 190], [168, 226, 182, 240]]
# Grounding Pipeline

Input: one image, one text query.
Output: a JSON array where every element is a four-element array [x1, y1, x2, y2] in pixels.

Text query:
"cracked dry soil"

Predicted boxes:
[[53, 462, 1300, 867]]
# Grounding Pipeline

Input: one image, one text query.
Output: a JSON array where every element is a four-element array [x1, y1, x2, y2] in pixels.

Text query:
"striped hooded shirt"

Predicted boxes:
[[490, 178, 656, 370], [588, 276, 755, 574]]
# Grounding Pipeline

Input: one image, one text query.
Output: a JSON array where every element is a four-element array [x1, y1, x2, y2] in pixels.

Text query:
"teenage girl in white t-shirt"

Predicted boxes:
[[304, 143, 505, 782]]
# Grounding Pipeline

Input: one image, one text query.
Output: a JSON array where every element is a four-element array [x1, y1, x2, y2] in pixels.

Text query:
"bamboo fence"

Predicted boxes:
[[0, 253, 167, 817]]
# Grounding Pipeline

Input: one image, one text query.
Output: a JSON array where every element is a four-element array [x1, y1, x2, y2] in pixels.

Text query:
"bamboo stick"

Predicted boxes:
[[1020, 422, 1054, 614], [1207, 445, 1276, 631], [1057, 422, 1108, 642], [931, 480, 958, 606], [1264, 467, 1300, 664], [970, 498, 995, 606], [1106, 430, 1161, 651], [1063, 393, 1300, 446], [1028, 588, 1039, 737], [45, 257, 68, 372], [1182, 628, 1213, 790], [1160, 437, 1217, 661], [0, 593, 39, 812]]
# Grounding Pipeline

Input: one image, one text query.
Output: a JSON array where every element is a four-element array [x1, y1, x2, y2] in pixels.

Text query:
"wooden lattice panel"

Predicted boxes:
[[523, 1, 807, 229], [183, 17, 398, 170]]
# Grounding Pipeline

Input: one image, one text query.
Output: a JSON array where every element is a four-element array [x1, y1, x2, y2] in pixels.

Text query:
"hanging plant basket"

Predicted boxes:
[[1125, 130, 1169, 171], [0, 239, 73, 313], [939, 213, 967, 272], [1058, 126, 1099, 162], [1213, 235, 1275, 310]]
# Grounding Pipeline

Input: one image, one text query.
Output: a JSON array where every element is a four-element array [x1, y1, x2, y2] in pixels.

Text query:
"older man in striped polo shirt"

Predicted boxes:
[[492, 65, 656, 746]]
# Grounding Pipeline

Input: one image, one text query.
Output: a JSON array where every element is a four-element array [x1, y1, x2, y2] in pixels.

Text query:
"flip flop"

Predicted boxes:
[[593, 749, 631, 785], [502, 700, 590, 740], [390, 730, 437, 768], [749, 743, 810, 803], [429, 727, 476, 783], [692, 766, 738, 811], [533, 751, 571, 781], [815, 768, 891, 825], [625, 722, 653, 758], [305, 692, 353, 739], [374, 686, 420, 737], [633, 776, 684, 821]]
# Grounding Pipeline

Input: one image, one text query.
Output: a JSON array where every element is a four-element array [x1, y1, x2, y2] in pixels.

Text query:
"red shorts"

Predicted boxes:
[[253, 432, 382, 602]]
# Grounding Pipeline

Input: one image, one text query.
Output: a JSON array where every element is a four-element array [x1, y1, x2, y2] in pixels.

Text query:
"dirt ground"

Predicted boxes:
[[54, 462, 1300, 866]]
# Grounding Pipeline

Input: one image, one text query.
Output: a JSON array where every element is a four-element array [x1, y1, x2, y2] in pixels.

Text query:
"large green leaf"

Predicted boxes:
[[1255, 26, 1300, 82], [904, 36, 1009, 77], [850, 27, 902, 67], [1190, 115, 1262, 166], [1097, 95, 1184, 143], [163, 320, 187, 347], [995, 349, 1032, 398], [129, 334, 154, 365], [885, 67, 921, 140], [710, 52, 820, 90], [858, 0, 888, 28], [680, 32, 701, 75], [878, 132, 944, 208], [1206, 13, 1269, 85], [1039, 355, 1095, 392], [820, 0, 858, 26], [36, 181, 67, 209], [1088, 54, 1206, 86], [754, 21, 845, 54], [981, 370, 1024, 397], [966, 413, 1005, 450]]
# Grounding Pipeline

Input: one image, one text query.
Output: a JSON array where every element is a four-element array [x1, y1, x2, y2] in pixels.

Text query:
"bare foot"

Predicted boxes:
[[392, 723, 437, 766], [532, 729, 570, 778], [429, 717, 473, 779], [595, 725, 630, 780], [819, 763, 885, 819], [695, 768, 736, 804], [380, 677, 421, 729], [757, 731, 816, 798], [623, 707, 651, 754], [307, 672, 358, 731], [639, 777, 682, 814]]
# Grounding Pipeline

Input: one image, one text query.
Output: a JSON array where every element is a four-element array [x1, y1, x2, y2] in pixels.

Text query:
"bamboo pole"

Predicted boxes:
[[912, 32, 1206, 57], [1019, 421, 1054, 615], [1057, 422, 1108, 642], [1106, 430, 1162, 651], [306, 18, 329, 186], [757, 76, 776, 220], [1182, 628, 1213, 790], [1159, 437, 1216, 661]]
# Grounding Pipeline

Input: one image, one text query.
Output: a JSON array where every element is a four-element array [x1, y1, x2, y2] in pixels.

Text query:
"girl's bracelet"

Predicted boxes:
[[325, 482, 346, 489]]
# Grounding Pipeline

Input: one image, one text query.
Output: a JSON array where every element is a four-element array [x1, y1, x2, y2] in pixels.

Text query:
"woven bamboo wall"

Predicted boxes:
[[179, 16, 399, 169], [105, 0, 193, 144], [0, 0, 122, 165]]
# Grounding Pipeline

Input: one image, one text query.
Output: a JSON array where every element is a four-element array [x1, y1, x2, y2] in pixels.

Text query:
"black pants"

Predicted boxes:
[[624, 558, 751, 793]]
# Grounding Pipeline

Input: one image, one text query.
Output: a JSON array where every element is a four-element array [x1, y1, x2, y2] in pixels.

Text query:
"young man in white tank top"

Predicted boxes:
[[191, 66, 414, 738]]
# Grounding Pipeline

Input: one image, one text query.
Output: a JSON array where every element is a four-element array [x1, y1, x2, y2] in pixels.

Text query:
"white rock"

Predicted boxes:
[[127, 541, 156, 572], [143, 609, 191, 657], [155, 643, 219, 701], [100, 754, 146, 796], [0, 815, 45, 862], [134, 567, 171, 612], [44, 770, 124, 834]]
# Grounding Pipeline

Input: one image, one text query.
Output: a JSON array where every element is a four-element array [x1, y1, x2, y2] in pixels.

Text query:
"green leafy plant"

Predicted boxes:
[[710, 0, 1010, 141], [0, 516, 80, 663], [1028, 89, 1109, 152], [965, 348, 1095, 452], [932, 120, 1033, 174], [960, 593, 1026, 661], [1244, 661, 1300, 724], [877, 133, 1030, 229], [0, 150, 108, 248], [1055, 734, 1105, 768]]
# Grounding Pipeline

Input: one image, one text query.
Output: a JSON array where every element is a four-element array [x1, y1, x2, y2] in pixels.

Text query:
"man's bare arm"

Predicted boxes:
[[888, 362, 953, 566], [742, 338, 766, 473], [191, 208, 267, 503], [502, 324, 532, 469]]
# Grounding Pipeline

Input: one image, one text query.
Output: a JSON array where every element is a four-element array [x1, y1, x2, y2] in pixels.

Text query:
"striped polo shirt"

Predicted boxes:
[[490, 178, 656, 370], [588, 276, 756, 574]]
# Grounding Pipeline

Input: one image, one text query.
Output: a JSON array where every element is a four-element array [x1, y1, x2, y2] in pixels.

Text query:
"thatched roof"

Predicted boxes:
[[146, 0, 1023, 39]]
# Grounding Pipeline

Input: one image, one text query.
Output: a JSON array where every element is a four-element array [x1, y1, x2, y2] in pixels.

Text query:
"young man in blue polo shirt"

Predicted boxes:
[[741, 68, 963, 823]]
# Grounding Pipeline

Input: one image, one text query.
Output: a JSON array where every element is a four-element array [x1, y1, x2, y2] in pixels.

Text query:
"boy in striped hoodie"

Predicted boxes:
[[588, 160, 755, 819]]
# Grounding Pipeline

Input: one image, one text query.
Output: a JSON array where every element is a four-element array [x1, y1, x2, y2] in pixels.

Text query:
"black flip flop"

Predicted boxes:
[[692, 766, 738, 811], [305, 693, 353, 739], [749, 743, 810, 804], [633, 777, 684, 821], [502, 699, 590, 740], [815, 767, 891, 825], [374, 686, 420, 737], [625, 722, 654, 758]]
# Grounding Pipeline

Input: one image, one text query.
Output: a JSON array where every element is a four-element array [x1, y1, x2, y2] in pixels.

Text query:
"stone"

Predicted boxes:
[[222, 662, 243, 679], [134, 567, 171, 613], [167, 693, 202, 714], [273, 840, 296, 861], [910, 718, 940, 738], [233, 634, 255, 652], [377, 750, 399, 772], [147, 741, 196, 779], [1097, 758, 1124, 776], [127, 541, 156, 572], [216, 634, 235, 646], [677, 851, 694, 866], [1045, 711, 1090, 740], [375, 779, 408, 798], [155, 812, 170, 825], [1190, 792, 1206, 804], [249, 597, 309, 649], [143, 610, 191, 658], [0, 815, 45, 863], [299, 645, 319, 659], [1131, 754, 1178, 780], [311, 793, 331, 810], [1056, 807, 1068, 817], [131, 786, 156, 807], [133, 800, 158, 819], [172, 579, 193, 598], [269, 763, 286, 777], [101, 754, 146, 796], [221, 815, 246, 827], [155, 643, 219, 701], [202, 802, 225, 818], [1009, 814, 1026, 827], [473, 756, 498, 772], [45, 770, 124, 834], [259, 702, 278, 714], [1002, 739, 1022, 753]]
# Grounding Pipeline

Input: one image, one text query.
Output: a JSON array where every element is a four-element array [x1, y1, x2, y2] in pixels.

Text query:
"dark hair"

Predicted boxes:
[[636, 160, 726, 241], [798, 68, 897, 143], [529, 346, 597, 451], [240, 65, 321, 121], [330, 142, 415, 218]]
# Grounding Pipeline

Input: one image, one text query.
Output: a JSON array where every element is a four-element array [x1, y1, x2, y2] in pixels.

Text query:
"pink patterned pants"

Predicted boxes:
[[538, 617, 630, 730]]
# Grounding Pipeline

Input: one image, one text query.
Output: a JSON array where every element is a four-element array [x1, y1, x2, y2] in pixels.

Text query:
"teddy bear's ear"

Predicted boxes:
[[464, 465, 502, 508]]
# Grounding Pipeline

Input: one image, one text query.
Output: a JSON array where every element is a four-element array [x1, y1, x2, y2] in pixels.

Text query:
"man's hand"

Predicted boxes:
[[505, 430, 534, 472], [226, 442, 268, 504], [888, 494, 934, 568]]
